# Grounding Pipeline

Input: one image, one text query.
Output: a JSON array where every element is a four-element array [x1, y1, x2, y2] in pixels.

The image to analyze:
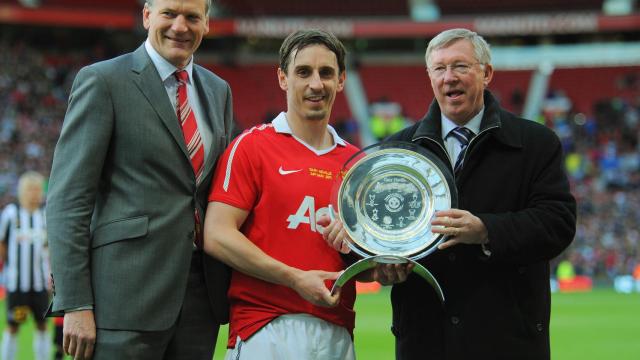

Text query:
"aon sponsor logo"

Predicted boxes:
[[286, 196, 331, 233]]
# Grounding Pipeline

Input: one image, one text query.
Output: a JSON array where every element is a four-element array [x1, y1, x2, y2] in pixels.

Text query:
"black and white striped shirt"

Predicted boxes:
[[0, 203, 50, 293]]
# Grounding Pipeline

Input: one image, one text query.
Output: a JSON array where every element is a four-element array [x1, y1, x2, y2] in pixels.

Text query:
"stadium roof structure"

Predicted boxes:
[[3, 0, 139, 11], [7, 0, 604, 17], [214, 0, 604, 17], [211, 13, 640, 38], [1, 1, 639, 38]]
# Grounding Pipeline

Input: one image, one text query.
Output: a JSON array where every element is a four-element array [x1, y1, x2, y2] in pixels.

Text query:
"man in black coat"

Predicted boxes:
[[325, 28, 576, 360]]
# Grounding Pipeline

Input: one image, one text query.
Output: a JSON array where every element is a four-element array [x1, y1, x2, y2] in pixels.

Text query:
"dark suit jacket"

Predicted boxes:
[[47, 45, 233, 330], [387, 91, 576, 360]]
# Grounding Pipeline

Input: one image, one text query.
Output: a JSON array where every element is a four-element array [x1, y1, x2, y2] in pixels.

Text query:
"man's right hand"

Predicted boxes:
[[63, 310, 96, 360]]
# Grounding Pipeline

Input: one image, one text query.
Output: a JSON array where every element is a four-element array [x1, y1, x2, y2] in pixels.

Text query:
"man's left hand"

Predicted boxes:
[[431, 209, 488, 250]]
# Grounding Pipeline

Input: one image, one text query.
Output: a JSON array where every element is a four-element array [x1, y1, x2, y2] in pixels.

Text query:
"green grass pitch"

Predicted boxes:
[[216, 287, 640, 359], [1, 288, 638, 359]]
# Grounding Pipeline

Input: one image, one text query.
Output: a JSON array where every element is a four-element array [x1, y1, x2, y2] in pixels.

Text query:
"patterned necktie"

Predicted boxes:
[[174, 70, 205, 184], [450, 127, 475, 175]]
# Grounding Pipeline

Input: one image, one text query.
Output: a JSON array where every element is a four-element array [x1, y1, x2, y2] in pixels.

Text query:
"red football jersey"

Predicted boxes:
[[209, 113, 360, 348]]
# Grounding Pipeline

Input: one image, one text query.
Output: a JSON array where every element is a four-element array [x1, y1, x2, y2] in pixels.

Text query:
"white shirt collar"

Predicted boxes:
[[272, 112, 347, 147], [441, 107, 484, 139], [144, 39, 194, 83]]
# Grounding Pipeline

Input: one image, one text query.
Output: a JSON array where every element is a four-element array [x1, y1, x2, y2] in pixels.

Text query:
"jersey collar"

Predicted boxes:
[[272, 112, 347, 147]]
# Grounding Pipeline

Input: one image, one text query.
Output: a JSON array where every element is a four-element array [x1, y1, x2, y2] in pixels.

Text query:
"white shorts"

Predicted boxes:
[[224, 313, 355, 360]]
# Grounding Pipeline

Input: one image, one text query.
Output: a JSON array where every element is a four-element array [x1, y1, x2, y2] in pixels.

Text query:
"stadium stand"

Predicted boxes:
[[358, 65, 535, 121], [209, 64, 352, 129]]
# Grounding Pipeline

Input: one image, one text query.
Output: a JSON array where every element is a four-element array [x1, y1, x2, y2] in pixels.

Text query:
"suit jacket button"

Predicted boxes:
[[536, 323, 544, 332], [518, 266, 526, 274], [448, 253, 456, 262], [451, 316, 460, 325]]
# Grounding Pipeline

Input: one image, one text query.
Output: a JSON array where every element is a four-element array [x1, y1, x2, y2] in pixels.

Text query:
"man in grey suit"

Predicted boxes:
[[46, 0, 233, 359]]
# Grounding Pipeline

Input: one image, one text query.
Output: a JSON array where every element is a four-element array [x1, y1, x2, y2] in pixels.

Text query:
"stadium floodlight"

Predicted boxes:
[[18, 0, 41, 8], [409, 0, 441, 22], [603, 0, 635, 15]]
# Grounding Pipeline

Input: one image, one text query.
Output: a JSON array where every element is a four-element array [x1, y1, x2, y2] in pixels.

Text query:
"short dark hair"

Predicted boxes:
[[279, 29, 347, 74]]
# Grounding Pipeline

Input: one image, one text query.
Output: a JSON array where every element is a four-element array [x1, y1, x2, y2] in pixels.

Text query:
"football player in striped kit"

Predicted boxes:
[[0, 171, 51, 360]]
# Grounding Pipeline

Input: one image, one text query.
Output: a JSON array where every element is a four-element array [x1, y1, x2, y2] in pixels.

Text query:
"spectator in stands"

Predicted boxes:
[[0, 171, 51, 360], [45, 0, 234, 359], [53, 316, 64, 360], [204, 29, 376, 359], [0, 40, 71, 209], [333, 116, 361, 147], [369, 99, 410, 141], [324, 28, 576, 360]]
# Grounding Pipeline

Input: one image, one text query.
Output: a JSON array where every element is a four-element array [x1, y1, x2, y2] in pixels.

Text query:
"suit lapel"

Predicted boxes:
[[192, 67, 221, 184], [130, 45, 189, 160]]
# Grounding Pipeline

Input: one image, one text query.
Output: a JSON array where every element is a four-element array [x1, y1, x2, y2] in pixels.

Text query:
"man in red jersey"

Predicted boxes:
[[204, 29, 359, 359]]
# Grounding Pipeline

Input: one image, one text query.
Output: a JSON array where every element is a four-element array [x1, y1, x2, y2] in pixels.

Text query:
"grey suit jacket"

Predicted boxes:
[[47, 45, 233, 331]]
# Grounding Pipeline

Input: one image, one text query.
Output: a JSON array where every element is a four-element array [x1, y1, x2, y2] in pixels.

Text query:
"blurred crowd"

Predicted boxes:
[[0, 40, 81, 207], [543, 86, 640, 283], [1, 40, 639, 285]]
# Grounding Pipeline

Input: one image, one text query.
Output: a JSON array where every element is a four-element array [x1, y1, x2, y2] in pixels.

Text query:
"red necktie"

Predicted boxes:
[[174, 70, 205, 184]]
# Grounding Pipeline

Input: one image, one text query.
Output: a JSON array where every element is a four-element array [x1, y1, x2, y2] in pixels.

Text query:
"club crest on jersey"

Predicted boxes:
[[287, 196, 330, 233]]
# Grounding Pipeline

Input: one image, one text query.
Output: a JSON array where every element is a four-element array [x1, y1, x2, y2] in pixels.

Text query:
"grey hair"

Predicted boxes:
[[145, 0, 212, 16], [425, 28, 491, 68]]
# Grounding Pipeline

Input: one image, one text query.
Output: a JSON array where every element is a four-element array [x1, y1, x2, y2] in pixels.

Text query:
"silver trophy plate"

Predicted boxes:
[[331, 142, 457, 302]]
